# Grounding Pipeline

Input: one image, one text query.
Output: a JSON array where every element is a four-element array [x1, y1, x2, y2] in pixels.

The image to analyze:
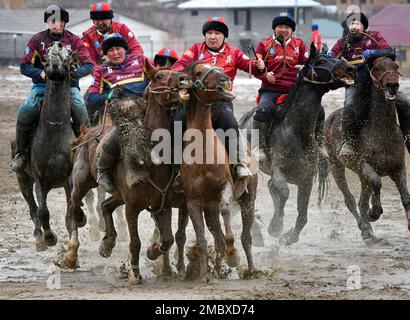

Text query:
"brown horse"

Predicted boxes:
[[181, 62, 258, 281], [63, 61, 190, 281], [323, 56, 410, 242]]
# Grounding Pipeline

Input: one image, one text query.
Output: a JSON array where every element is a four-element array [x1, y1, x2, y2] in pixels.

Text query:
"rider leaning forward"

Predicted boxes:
[[331, 12, 410, 158]]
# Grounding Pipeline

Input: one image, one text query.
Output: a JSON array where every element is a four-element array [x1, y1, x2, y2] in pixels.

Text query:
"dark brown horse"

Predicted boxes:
[[323, 56, 410, 241], [181, 62, 258, 281], [239, 44, 356, 245], [63, 61, 190, 281]]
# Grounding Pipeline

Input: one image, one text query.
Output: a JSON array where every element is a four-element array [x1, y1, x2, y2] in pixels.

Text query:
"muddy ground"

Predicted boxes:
[[0, 67, 409, 300]]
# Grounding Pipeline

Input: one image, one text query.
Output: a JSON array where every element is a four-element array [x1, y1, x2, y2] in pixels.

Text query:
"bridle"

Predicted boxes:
[[303, 54, 346, 85], [190, 66, 232, 106], [368, 58, 400, 91]]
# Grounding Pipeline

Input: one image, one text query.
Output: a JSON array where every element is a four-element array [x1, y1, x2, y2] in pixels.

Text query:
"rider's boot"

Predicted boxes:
[[96, 129, 120, 193], [10, 125, 31, 171]]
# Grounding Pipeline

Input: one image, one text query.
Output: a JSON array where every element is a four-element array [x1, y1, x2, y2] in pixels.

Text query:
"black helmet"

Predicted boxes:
[[44, 5, 69, 23]]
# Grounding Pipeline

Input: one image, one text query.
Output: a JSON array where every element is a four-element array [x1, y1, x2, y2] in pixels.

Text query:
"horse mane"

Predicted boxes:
[[185, 61, 207, 77]]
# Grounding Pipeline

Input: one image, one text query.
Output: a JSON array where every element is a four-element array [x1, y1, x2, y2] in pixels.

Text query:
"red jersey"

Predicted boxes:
[[21, 29, 92, 70], [331, 31, 390, 64], [82, 21, 144, 67], [256, 36, 308, 93], [88, 53, 148, 95], [172, 42, 261, 83]]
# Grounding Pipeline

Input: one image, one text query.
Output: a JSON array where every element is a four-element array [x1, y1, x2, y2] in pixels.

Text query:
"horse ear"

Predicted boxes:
[[309, 42, 317, 60], [143, 58, 155, 80]]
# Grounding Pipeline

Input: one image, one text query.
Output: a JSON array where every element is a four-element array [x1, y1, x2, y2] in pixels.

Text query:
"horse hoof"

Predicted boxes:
[[225, 248, 240, 268], [62, 255, 78, 269], [89, 228, 100, 242], [364, 236, 383, 245], [99, 240, 115, 258], [368, 207, 382, 222], [407, 220, 410, 231], [44, 232, 58, 247], [147, 243, 161, 261], [280, 229, 299, 246], [268, 220, 283, 238]]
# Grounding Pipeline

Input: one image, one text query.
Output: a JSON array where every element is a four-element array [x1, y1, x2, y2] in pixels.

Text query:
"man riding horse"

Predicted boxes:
[[330, 12, 410, 159], [252, 13, 327, 156], [10, 5, 93, 171], [82, 2, 144, 68], [86, 33, 150, 193], [172, 17, 266, 189]]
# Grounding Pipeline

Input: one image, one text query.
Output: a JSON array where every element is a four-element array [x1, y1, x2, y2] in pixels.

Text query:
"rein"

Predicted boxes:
[[368, 60, 400, 91], [303, 54, 345, 85]]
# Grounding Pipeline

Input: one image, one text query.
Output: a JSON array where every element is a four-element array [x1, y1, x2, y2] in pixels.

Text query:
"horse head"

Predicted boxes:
[[144, 59, 190, 108], [303, 43, 356, 89], [368, 56, 400, 101], [186, 62, 234, 106], [44, 41, 73, 81]]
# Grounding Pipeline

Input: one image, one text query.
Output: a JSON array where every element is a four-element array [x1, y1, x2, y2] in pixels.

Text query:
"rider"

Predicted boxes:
[[172, 17, 265, 185], [82, 2, 144, 68], [331, 12, 410, 158], [153, 48, 179, 67], [253, 13, 327, 155], [10, 5, 93, 171], [87, 33, 149, 192]]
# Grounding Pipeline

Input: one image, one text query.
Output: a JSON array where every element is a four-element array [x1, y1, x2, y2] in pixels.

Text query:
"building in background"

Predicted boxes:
[[336, 0, 408, 15], [369, 4, 410, 72], [177, 0, 321, 53], [0, 8, 171, 65]]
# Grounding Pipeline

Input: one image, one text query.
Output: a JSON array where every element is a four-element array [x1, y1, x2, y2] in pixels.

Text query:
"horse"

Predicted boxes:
[[239, 43, 356, 246], [63, 61, 190, 281], [322, 56, 410, 242], [11, 41, 86, 251], [181, 62, 259, 281]]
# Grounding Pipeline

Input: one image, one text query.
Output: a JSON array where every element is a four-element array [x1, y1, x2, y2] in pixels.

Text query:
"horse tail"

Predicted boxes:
[[317, 156, 330, 206]]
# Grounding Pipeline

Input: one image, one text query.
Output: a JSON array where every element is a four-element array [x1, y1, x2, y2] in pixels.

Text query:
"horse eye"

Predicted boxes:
[[156, 74, 163, 80]]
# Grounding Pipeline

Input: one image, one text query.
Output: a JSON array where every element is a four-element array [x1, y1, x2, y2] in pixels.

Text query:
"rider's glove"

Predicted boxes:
[[363, 49, 376, 59]]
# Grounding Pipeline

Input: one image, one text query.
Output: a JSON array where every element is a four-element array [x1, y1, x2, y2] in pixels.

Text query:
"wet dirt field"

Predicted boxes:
[[0, 67, 409, 300]]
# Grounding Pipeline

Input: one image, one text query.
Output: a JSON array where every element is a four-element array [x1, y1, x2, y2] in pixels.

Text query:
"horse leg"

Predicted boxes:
[[99, 196, 123, 258], [220, 183, 239, 268], [328, 157, 362, 227], [204, 206, 226, 278], [357, 177, 378, 243], [63, 180, 92, 269], [238, 192, 256, 273], [361, 163, 383, 222], [115, 205, 128, 242], [175, 205, 189, 276], [96, 186, 107, 232], [268, 168, 289, 238], [84, 190, 100, 241], [33, 179, 51, 251], [390, 168, 410, 231], [187, 200, 208, 282], [125, 205, 142, 283], [64, 182, 86, 232], [282, 177, 313, 246], [147, 208, 174, 278], [15, 170, 37, 222]]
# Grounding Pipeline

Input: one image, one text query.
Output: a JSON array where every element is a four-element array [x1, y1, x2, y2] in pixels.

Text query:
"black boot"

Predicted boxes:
[[315, 120, 329, 158], [96, 149, 117, 193], [96, 129, 120, 193], [10, 126, 31, 171], [253, 119, 268, 148], [234, 135, 252, 180]]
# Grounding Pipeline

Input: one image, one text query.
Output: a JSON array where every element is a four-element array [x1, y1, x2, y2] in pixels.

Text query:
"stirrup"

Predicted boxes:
[[10, 153, 26, 171], [97, 171, 115, 193], [234, 163, 252, 180], [339, 142, 355, 158], [173, 172, 184, 193]]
